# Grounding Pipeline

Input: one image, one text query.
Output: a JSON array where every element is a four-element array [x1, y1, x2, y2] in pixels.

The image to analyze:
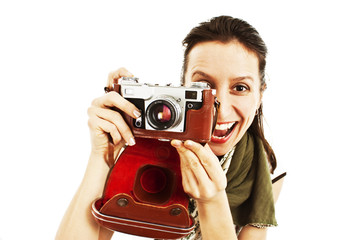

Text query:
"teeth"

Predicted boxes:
[[212, 135, 226, 140], [215, 122, 235, 130]]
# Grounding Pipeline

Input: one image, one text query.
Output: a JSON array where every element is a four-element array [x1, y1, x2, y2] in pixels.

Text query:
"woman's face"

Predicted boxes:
[[184, 41, 262, 156]]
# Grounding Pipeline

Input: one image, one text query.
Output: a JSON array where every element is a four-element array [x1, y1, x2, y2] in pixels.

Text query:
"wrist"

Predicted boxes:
[[90, 142, 125, 165], [196, 190, 228, 206], [196, 190, 237, 240], [82, 152, 112, 193]]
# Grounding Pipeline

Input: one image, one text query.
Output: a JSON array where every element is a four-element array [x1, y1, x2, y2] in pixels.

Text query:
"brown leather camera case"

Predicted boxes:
[[92, 138, 195, 239]]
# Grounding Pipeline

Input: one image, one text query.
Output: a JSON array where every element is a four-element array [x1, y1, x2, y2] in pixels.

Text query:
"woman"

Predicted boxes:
[[56, 16, 284, 240]]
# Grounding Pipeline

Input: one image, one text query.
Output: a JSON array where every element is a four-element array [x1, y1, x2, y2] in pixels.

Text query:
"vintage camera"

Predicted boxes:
[[112, 77, 219, 143]]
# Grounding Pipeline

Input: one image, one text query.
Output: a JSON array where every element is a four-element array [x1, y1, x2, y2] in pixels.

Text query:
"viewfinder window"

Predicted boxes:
[[185, 91, 197, 100]]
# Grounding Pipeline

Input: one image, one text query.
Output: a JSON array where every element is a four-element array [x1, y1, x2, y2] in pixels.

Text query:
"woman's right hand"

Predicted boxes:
[[87, 67, 141, 162]]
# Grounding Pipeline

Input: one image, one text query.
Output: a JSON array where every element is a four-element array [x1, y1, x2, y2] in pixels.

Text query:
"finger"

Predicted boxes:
[[92, 92, 141, 119], [171, 140, 210, 187], [183, 140, 227, 190], [107, 67, 133, 90], [88, 106, 135, 146], [180, 162, 200, 198], [89, 116, 122, 145]]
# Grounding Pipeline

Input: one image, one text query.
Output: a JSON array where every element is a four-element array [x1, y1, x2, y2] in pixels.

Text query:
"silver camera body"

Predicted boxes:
[[118, 77, 213, 133]]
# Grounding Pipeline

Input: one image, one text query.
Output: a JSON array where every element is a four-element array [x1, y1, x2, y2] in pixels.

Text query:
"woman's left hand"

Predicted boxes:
[[171, 140, 227, 203]]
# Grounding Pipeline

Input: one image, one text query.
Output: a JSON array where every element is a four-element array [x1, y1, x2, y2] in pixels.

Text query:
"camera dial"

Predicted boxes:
[[121, 77, 139, 83]]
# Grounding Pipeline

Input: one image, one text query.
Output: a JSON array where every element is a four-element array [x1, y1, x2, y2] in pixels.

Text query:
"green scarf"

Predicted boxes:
[[226, 131, 277, 227]]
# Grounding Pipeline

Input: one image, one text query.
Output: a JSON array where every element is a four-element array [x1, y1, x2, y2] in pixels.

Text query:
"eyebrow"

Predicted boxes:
[[232, 76, 254, 82], [192, 71, 213, 80], [192, 71, 254, 82]]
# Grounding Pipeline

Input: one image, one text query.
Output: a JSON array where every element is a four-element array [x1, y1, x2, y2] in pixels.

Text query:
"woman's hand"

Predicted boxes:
[[171, 140, 238, 240], [171, 140, 227, 203], [57, 68, 141, 240], [87, 67, 141, 161]]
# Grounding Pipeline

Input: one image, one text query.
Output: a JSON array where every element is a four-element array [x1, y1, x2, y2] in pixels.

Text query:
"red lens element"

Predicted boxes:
[[154, 105, 171, 122]]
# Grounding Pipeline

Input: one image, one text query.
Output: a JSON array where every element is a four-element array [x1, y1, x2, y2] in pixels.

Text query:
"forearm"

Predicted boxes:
[[196, 190, 237, 240], [237, 225, 267, 240], [56, 152, 113, 240]]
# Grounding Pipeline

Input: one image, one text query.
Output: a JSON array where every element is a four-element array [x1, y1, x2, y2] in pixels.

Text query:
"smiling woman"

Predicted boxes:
[[170, 16, 280, 240], [56, 16, 283, 240], [181, 17, 276, 173]]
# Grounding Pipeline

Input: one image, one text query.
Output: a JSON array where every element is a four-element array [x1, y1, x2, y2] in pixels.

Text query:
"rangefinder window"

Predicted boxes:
[[185, 91, 197, 100]]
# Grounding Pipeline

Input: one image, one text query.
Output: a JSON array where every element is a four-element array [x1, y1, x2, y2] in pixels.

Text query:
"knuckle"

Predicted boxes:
[[181, 161, 191, 171], [87, 118, 94, 128], [190, 159, 199, 168], [108, 70, 118, 79], [106, 91, 118, 103], [88, 117, 101, 131], [91, 97, 99, 106], [182, 185, 191, 195], [199, 188, 210, 199], [215, 177, 227, 191], [199, 157, 210, 167], [108, 92, 127, 108], [176, 146, 188, 154], [87, 106, 95, 116], [190, 190, 200, 199], [178, 147, 187, 154], [107, 91, 119, 98]]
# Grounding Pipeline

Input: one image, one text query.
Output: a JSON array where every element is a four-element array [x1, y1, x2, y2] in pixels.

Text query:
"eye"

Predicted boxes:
[[233, 85, 248, 92]]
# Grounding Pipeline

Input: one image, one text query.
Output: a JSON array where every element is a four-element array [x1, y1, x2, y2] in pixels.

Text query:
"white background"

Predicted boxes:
[[1, 0, 359, 239]]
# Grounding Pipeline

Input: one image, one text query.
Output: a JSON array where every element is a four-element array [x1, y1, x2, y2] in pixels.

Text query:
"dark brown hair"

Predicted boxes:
[[182, 16, 276, 173]]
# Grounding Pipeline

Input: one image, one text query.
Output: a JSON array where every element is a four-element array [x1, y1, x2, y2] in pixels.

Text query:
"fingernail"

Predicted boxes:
[[185, 140, 193, 147], [133, 110, 141, 118], [128, 137, 136, 146], [171, 140, 182, 147]]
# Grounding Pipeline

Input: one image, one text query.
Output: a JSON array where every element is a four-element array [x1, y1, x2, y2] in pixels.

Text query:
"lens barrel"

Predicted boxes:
[[146, 97, 181, 130]]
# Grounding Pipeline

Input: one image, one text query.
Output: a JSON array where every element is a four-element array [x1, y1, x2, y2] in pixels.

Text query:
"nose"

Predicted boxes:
[[215, 88, 232, 120]]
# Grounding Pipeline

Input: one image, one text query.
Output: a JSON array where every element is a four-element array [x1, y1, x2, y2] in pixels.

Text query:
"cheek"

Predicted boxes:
[[233, 96, 258, 119]]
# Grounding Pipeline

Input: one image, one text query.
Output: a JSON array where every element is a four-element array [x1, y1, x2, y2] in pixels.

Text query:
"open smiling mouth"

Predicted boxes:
[[211, 122, 237, 143]]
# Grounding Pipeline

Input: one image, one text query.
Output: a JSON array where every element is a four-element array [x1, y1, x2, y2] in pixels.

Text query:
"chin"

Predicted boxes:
[[208, 143, 230, 156], [208, 136, 237, 156]]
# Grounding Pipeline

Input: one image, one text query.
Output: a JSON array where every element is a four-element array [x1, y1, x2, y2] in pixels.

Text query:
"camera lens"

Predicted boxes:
[[146, 99, 180, 130], [154, 104, 172, 122]]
